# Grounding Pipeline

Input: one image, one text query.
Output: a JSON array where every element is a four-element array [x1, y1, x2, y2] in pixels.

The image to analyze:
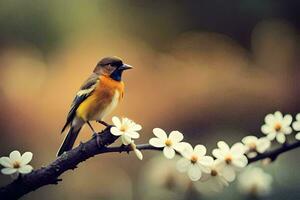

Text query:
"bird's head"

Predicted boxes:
[[94, 56, 133, 81]]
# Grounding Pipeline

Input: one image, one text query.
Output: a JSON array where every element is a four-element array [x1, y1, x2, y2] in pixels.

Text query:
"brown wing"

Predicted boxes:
[[61, 73, 100, 133]]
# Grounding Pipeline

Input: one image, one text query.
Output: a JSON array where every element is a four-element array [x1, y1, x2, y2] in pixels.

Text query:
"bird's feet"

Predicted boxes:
[[97, 120, 110, 127]]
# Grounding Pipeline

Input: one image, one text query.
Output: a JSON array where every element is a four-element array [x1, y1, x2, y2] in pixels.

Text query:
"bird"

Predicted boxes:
[[57, 56, 133, 156]]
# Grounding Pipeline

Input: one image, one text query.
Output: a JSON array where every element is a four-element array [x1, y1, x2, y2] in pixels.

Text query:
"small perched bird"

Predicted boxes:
[[57, 56, 132, 156]]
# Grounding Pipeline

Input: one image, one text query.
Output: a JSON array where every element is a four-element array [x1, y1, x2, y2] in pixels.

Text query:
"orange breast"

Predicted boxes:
[[97, 75, 124, 100], [76, 75, 124, 121]]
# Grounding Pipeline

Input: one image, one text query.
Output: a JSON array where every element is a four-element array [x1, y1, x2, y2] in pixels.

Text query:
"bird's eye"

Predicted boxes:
[[110, 61, 122, 68]]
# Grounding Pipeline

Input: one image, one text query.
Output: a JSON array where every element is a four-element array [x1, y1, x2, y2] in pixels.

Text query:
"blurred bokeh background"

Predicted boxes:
[[0, 0, 299, 199]]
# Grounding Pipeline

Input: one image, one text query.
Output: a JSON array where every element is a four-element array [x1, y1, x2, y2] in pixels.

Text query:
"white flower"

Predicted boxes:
[[261, 111, 292, 144], [0, 150, 33, 177], [130, 142, 143, 160], [292, 113, 300, 140], [238, 167, 273, 196], [212, 141, 248, 182], [149, 128, 186, 159], [242, 136, 271, 158], [110, 116, 142, 145], [176, 143, 214, 181], [199, 160, 233, 192]]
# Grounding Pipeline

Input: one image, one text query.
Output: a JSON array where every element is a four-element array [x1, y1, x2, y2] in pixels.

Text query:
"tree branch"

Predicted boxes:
[[1, 127, 300, 199], [247, 140, 300, 163], [102, 141, 300, 164], [0, 127, 118, 200]]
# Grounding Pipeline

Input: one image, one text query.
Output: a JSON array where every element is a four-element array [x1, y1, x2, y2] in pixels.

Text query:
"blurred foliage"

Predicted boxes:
[[0, 0, 299, 53], [0, 0, 299, 200]]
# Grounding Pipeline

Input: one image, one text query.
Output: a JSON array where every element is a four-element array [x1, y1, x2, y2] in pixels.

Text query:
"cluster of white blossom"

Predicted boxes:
[[147, 111, 300, 192], [149, 129, 247, 190], [0, 110, 299, 195]]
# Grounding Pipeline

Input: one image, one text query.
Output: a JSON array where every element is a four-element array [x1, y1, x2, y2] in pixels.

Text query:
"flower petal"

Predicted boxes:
[[131, 124, 142, 131], [188, 165, 202, 181], [214, 159, 226, 171], [198, 164, 211, 174], [265, 114, 275, 124], [194, 145, 206, 157], [152, 128, 167, 139], [246, 152, 257, 158], [180, 143, 194, 158], [221, 166, 236, 182], [274, 111, 283, 120], [283, 127, 292, 135], [266, 132, 276, 140], [163, 147, 175, 159], [1, 168, 17, 175], [110, 127, 122, 136], [276, 133, 286, 144], [173, 142, 188, 152], [283, 114, 292, 125], [18, 165, 33, 174], [112, 116, 121, 128], [121, 135, 132, 145], [20, 152, 33, 166], [199, 156, 214, 166], [217, 141, 229, 152], [218, 176, 230, 187], [168, 131, 184, 143], [292, 121, 300, 131], [212, 149, 225, 159], [296, 133, 300, 140], [242, 136, 257, 145], [176, 158, 190, 172], [125, 131, 140, 139], [232, 156, 248, 168], [0, 157, 12, 168], [149, 138, 165, 147], [9, 151, 21, 162], [256, 138, 271, 153], [296, 113, 300, 121], [231, 143, 246, 156], [261, 125, 272, 135]]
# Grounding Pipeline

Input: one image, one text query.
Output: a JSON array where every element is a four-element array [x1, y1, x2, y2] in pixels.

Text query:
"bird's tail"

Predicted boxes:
[[57, 125, 82, 157]]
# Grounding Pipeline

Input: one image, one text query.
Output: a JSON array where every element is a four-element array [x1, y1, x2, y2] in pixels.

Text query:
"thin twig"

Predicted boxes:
[[102, 141, 300, 164], [247, 140, 300, 163]]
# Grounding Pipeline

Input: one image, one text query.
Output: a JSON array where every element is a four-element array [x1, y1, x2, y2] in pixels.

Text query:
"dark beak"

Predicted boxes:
[[120, 63, 133, 70]]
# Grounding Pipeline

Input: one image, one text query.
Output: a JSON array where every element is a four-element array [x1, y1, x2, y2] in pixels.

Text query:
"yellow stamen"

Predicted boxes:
[[248, 142, 256, 150], [13, 161, 21, 169], [225, 155, 232, 164], [120, 125, 128, 132], [211, 169, 218, 176], [274, 123, 282, 132], [165, 139, 172, 147], [191, 155, 198, 164]]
